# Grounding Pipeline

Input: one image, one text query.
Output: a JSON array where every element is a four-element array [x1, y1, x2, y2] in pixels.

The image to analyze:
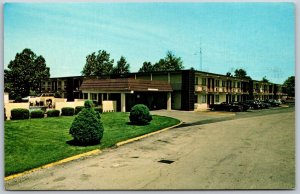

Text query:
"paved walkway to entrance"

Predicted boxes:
[[151, 110, 235, 124]]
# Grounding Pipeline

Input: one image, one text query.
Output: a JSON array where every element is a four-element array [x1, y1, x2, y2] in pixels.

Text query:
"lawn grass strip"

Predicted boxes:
[[5, 149, 101, 181], [116, 121, 183, 147]]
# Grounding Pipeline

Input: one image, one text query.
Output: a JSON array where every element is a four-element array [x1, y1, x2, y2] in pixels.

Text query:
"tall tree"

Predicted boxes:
[[139, 61, 153, 72], [283, 76, 295, 97], [152, 51, 184, 71], [113, 56, 130, 75], [234, 68, 251, 79], [153, 59, 166, 71], [82, 50, 114, 76], [4, 48, 50, 99], [234, 69, 247, 78]]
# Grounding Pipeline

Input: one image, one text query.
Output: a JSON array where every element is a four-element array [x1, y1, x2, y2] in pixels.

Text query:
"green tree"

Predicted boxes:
[[234, 69, 247, 78], [4, 48, 50, 99], [113, 56, 130, 75], [82, 50, 114, 76], [226, 72, 233, 77], [153, 51, 184, 71], [153, 59, 166, 71], [261, 76, 269, 83], [139, 61, 153, 72], [283, 76, 295, 97], [234, 68, 251, 79]]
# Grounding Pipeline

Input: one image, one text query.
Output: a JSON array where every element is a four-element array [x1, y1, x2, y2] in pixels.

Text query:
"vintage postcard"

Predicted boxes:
[[3, 1, 295, 190]]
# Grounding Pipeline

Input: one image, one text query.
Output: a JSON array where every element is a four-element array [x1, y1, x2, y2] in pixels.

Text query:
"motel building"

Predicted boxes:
[[40, 70, 287, 112]]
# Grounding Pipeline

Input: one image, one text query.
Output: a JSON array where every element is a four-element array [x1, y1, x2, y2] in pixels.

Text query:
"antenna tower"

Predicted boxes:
[[199, 38, 202, 71]]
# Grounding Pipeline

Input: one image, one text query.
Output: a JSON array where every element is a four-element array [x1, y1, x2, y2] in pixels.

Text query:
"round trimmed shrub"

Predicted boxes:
[[84, 100, 94, 108], [61, 107, 75, 116], [75, 106, 85, 115], [129, 104, 152, 125], [46, 110, 60, 117], [11, 108, 29, 120], [30, 110, 44, 118], [69, 101, 104, 145]]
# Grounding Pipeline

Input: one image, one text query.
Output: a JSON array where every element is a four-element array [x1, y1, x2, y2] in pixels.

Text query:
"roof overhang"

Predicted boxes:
[[80, 78, 173, 92]]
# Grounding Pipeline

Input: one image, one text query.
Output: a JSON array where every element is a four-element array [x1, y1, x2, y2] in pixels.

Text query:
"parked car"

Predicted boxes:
[[264, 99, 280, 107], [244, 100, 260, 109], [257, 100, 271, 109], [230, 101, 250, 111], [210, 102, 243, 112]]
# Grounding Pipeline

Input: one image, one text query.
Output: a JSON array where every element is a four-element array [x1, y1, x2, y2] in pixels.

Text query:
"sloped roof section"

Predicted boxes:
[[80, 78, 173, 92]]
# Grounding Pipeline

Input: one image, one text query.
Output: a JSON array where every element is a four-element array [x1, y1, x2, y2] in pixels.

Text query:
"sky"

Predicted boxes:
[[4, 2, 295, 84]]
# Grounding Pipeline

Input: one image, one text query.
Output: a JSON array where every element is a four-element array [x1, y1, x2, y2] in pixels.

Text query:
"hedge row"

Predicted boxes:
[[47, 110, 60, 117], [11, 109, 30, 120], [9, 106, 102, 120]]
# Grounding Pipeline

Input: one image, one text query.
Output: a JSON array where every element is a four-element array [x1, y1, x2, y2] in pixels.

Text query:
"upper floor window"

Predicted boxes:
[[222, 81, 226, 87], [215, 80, 220, 87], [202, 78, 207, 86], [195, 77, 199, 85]]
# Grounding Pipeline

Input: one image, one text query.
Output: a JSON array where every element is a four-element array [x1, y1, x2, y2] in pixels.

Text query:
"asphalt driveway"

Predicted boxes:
[[5, 107, 295, 190]]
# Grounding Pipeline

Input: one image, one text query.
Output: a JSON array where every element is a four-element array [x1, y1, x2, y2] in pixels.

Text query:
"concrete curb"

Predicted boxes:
[[116, 120, 183, 147], [5, 149, 101, 181]]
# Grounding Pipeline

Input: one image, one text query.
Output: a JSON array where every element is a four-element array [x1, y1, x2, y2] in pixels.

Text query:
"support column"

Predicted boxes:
[[87, 92, 91, 100], [121, 93, 126, 112], [167, 92, 171, 111]]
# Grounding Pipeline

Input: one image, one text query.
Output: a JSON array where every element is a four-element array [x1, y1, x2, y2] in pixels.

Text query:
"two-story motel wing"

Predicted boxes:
[[40, 70, 287, 112]]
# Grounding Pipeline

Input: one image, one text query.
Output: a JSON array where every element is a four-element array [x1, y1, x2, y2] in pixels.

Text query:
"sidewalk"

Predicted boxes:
[[151, 110, 235, 124]]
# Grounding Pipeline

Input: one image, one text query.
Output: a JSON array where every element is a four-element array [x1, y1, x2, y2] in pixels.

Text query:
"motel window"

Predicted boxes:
[[83, 93, 88, 99], [202, 78, 206, 86], [48, 82, 51, 85], [215, 80, 220, 87], [58, 81, 61, 86], [195, 77, 199, 85], [222, 81, 226, 87], [91, 93, 97, 100], [215, 95, 220, 103], [237, 82, 241, 88], [202, 95, 206, 103]]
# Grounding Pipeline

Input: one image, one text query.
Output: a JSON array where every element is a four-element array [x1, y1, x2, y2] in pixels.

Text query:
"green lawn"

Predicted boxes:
[[5, 112, 180, 176]]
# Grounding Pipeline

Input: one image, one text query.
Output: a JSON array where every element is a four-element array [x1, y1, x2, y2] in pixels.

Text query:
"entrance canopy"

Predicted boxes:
[[80, 78, 173, 92]]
